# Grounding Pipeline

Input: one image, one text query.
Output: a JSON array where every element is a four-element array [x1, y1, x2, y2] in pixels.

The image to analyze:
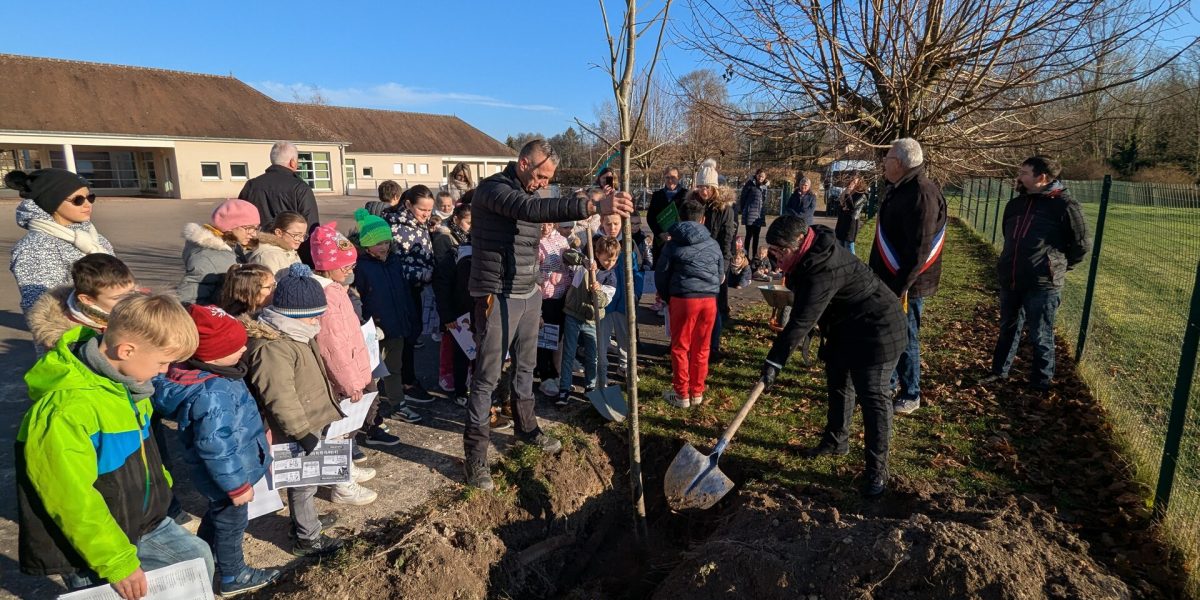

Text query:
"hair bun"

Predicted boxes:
[[3, 170, 30, 192], [286, 263, 314, 278]]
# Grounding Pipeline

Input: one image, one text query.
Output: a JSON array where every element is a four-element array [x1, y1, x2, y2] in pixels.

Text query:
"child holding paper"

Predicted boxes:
[[153, 304, 279, 597], [244, 264, 351, 556]]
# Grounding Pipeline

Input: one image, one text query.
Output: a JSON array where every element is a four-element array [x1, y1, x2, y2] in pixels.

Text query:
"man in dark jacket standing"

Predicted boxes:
[[465, 139, 633, 490], [869, 138, 947, 416], [647, 167, 687, 266], [983, 156, 1089, 391], [740, 169, 769, 256], [784, 175, 817, 226], [760, 217, 907, 496], [238, 142, 320, 228]]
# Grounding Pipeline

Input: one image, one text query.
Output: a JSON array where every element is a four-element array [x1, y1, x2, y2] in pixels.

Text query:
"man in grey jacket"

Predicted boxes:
[[464, 139, 633, 490]]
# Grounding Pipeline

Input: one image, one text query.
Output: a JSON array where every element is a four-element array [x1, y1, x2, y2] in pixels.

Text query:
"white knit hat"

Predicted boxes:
[[696, 158, 719, 187]]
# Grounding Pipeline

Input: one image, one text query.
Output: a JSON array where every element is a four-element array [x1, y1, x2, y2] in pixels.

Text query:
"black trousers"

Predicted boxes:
[[821, 359, 899, 478], [535, 297, 566, 381], [743, 225, 762, 257]]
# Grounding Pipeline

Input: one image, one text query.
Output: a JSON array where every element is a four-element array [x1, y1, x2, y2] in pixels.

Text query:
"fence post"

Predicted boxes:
[[991, 182, 1006, 247], [1075, 175, 1112, 363], [973, 180, 981, 230], [1153, 259, 1200, 521], [981, 179, 993, 235]]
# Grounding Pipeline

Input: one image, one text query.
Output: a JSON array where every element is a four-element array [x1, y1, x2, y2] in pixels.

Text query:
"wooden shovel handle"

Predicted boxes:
[[714, 382, 767, 454]]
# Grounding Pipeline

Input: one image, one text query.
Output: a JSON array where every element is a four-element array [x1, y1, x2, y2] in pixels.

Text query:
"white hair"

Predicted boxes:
[[890, 138, 924, 168], [270, 141, 299, 167]]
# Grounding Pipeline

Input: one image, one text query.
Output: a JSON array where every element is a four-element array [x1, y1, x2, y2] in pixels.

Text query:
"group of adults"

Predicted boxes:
[[7, 135, 1086, 499]]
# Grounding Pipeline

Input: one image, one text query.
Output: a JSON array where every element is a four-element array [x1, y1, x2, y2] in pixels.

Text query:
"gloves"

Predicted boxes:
[[298, 433, 321, 455], [761, 362, 779, 390]]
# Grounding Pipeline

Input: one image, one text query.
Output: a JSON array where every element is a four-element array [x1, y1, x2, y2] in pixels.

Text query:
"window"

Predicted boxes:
[[363, 166, 374, 178], [442, 165, 449, 178], [393, 163, 404, 175], [344, 159, 356, 190], [296, 152, 332, 191], [419, 163, 429, 175], [49, 151, 142, 188], [406, 163, 416, 175], [230, 162, 249, 180], [201, 162, 221, 180]]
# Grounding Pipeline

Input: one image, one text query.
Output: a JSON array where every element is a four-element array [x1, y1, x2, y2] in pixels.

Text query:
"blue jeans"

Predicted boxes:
[[63, 516, 215, 590], [991, 287, 1061, 386], [839, 239, 855, 255], [559, 315, 597, 392], [197, 496, 249, 579], [891, 296, 924, 400]]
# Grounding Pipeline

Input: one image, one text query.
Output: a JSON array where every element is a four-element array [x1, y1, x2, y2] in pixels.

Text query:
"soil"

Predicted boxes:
[[260, 425, 1135, 600]]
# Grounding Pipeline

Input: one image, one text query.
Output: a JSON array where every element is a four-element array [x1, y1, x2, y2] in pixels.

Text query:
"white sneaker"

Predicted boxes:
[[664, 389, 691, 408], [331, 482, 377, 506], [539, 379, 559, 397], [691, 395, 704, 406], [351, 464, 375, 484]]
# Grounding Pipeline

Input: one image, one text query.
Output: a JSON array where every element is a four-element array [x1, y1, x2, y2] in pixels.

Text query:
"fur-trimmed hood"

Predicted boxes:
[[26, 286, 82, 352], [689, 187, 735, 210], [182, 222, 234, 253], [251, 231, 292, 252]]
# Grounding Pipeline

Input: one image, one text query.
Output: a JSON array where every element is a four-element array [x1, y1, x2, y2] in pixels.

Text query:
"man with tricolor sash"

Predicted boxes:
[[869, 138, 948, 415]]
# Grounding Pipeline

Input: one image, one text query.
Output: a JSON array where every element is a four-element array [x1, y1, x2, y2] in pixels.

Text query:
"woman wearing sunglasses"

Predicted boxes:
[[178, 198, 262, 305], [6, 168, 114, 315]]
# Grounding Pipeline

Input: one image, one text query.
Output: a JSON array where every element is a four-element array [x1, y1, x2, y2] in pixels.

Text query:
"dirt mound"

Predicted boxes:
[[653, 492, 1130, 600]]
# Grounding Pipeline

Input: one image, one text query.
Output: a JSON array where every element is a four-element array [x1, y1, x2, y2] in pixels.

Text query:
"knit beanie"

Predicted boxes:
[[271, 263, 327, 318], [4, 168, 92, 214], [211, 199, 261, 232], [186, 304, 249, 362], [310, 221, 358, 271], [695, 158, 720, 188], [354, 208, 392, 248]]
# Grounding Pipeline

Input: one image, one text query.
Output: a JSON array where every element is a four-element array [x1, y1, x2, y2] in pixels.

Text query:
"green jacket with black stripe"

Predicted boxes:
[[16, 327, 172, 583]]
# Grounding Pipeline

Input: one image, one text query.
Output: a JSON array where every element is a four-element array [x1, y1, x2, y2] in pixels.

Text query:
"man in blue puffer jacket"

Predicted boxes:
[[152, 304, 279, 597], [655, 195, 725, 409]]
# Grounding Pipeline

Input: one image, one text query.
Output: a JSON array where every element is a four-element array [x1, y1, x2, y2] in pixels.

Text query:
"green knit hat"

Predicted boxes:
[[355, 208, 392, 248]]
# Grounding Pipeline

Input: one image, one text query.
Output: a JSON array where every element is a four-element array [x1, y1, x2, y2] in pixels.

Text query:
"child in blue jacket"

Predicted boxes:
[[153, 303, 278, 597]]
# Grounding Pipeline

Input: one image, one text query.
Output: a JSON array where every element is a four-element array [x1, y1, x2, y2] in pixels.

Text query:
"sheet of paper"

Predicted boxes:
[[449, 312, 476, 360], [58, 558, 212, 600], [360, 318, 381, 371], [324, 392, 378, 440], [270, 440, 352, 489], [537, 323, 560, 350], [246, 474, 284, 520]]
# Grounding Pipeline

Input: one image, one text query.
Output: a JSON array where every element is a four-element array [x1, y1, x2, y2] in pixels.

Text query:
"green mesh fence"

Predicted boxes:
[[953, 177, 1200, 595]]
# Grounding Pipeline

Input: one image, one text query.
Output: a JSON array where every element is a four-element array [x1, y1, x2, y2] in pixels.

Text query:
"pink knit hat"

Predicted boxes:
[[211, 199, 260, 232], [310, 221, 358, 271]]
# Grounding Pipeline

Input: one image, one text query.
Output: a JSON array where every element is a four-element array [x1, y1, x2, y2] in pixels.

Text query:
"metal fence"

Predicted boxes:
[[955, 177, 1200, 594]]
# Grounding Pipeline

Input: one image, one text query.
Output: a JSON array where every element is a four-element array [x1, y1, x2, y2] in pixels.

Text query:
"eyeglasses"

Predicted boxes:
[[260, 283, 277, 291], [233, 225, 259, 234], [283, 230, 307, 241], [67, 194, 97, 206]]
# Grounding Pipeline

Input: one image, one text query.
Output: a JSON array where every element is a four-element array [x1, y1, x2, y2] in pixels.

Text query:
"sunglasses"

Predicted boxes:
[[67, 194, 97, 206]]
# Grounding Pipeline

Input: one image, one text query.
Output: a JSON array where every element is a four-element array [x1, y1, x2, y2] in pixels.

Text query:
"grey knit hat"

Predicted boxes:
[[271, 263, 327, 318]]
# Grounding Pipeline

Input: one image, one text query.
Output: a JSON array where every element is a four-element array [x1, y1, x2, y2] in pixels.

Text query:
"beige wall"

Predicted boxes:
[[173, 140, 343, 200], [346, 153, 511, 197]]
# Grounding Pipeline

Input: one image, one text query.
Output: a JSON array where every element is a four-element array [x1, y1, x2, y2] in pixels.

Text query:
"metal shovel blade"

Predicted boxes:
[[587, 385, 627, 422], [664, 443, 734, 511]]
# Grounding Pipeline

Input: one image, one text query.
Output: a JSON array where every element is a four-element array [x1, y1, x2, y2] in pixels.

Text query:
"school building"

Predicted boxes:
[[0, 54, 515, 200]]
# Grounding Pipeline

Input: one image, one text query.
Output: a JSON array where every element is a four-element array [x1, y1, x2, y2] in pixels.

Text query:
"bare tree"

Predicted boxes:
[[291, 84, 328, 105], [686, 0, 1194, 175], [676, 69, 738, 168]]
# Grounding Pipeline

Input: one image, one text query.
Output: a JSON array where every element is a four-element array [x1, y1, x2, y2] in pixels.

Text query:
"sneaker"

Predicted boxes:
[[431, 332, 442, 342], [555, 391, 571, 408], [650, 299, 664, 312], [219, 566, 280, 597], [862, 472, 888, 497], [404, 385, 435, 405], [539, 379, 559, 397], [893, 397, 921, 415], [292, 533, 344, 557], [288, 512, 339, 540], [465, 460, 494, 491], [331, 481, 377, 506], [664, 389, 691, 408], [455, 395, 469, 408], [394, 406, 423, 424], [489, 408, 513, 431], [351, 442, 368, 463], [363, 429, 401, 447], [978, 373, 1008, 385], [439, 376, 455, 393], [690, 394, 704, 406], [351, 464, 376, 484], [804, 443, 850, 458], [522, 431, 563, 455]]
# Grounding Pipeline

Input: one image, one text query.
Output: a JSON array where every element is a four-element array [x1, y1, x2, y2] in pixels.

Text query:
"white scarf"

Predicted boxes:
[[259, 307, 322, 343], [28, 218, 109, 255]]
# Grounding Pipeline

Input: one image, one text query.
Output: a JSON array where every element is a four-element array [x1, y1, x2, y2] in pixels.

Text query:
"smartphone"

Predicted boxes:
[[604, 175, 615, 188]]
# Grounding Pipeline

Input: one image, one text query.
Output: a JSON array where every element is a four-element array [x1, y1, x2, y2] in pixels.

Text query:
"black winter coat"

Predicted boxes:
[[767, 226, 907, 369], [834, 192, 866, 242], [469, 163, 591, 297], [432, 224, 472, 324], [997, 183, 1089, 290], [868, 166, 948, 298], [784, 190, 817, 226], [740, 179, 768, 227], [238, 165, 320, 227], [655, 221, 724, 299], [702, 196, 738, 262]]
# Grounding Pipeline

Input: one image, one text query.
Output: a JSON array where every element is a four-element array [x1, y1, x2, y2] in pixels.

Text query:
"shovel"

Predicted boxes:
[[664, 381, 767, 510], [583, 228, 628, 421]]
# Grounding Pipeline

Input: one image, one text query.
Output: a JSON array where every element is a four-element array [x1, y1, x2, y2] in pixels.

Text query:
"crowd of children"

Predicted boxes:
[[10, 157, 754, 599]]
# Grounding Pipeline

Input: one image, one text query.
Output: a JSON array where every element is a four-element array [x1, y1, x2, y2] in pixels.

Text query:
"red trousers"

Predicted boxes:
[[668, 296, 717, 397]]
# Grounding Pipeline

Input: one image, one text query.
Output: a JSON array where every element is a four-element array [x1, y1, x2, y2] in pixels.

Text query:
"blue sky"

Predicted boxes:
[[3, 0, 1196, 143], [0, 0, 695, 142]]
